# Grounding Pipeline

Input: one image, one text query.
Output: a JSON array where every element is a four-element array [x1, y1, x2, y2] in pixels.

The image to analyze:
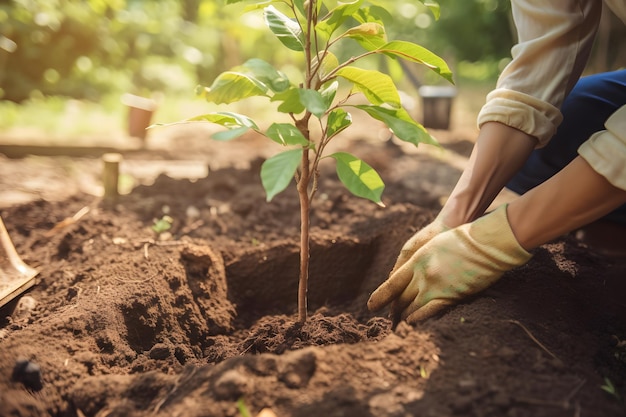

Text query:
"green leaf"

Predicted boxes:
[[335, 66, 401, 107], [188, 111, 258, 128], [330, 152, 385, 206], [320, 80, 339, 108], [354, 104, 438, 146], [316, 0, 363, 39], [239, 58, 290, 93], [266, 123, 310, 146], [313, 51, 339, 80], [354, 5, 393, 25], [601, 377, 616, 395], [326, 108, 352, 139], [298, 89, 328, 118], [264, 5, 305, 51], [242, 1, 275, 12], [152, 215, 173, 234], [236, 399, 252, 417], [261, 149, 302, 201], [198, 71, 268, 104], [377, 40, 453, 83], [270, 87, 328, 117], [293, 0, 306, 17], [341, 22, 386, 50], [187, 111, 259, 141], [271, 88, 306, 114], [212, 126, 250, 141], [419, 1, 441, 20]]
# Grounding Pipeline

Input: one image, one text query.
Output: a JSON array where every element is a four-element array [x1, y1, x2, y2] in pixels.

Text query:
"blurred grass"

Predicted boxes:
[[0, 95, 126, 137], [0, 80, 494, 140], [0, 92, 292, 139]]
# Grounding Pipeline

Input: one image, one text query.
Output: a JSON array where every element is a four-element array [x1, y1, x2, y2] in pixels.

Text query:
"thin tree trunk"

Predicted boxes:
[[297, 148, 311, 323]]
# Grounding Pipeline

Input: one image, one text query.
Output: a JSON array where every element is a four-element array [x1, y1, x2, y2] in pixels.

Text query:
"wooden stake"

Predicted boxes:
[[102, 153, 122, 202]]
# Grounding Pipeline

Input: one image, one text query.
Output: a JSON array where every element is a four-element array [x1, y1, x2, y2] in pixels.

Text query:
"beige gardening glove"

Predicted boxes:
[[386, 216, 449, 324], [390, 216, 449, 274], [368, 204, 532, 324]]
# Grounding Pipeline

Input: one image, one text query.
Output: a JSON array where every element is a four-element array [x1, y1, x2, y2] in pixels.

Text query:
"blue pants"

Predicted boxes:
[[507, 69, 626, 224]]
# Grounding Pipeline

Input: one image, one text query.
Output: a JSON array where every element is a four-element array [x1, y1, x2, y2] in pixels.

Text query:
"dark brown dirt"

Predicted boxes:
[[1, 122, 625, 417]]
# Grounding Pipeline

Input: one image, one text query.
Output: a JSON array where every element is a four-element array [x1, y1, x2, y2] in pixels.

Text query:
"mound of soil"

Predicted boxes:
[[1, 127, 625, 417]]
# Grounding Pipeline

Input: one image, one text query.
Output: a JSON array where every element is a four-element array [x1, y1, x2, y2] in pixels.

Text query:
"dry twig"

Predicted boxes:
[[507, 319, 559, 361], [45, 206, 90, 237], [135, 238, 188, 259]]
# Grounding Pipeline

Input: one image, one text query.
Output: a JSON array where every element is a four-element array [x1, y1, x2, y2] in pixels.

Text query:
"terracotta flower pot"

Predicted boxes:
[[121, 93, 158, 141]]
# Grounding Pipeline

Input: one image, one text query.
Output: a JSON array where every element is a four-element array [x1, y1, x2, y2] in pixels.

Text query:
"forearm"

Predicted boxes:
[[477, 0, 600, 146], [507, 156, 626, 250], [440, 122, 537, 228]]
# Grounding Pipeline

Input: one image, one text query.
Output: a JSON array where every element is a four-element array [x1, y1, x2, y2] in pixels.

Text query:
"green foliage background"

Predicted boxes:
[[0, 0, 515, 103]]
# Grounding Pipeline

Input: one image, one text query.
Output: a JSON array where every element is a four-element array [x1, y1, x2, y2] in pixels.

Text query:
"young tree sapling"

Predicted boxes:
[[162, 0, 453, 323]]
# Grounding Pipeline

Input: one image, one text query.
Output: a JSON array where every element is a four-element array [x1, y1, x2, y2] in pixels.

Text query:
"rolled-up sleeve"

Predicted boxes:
[[578, 105, 626, 191], [477, 0, 602, 147]]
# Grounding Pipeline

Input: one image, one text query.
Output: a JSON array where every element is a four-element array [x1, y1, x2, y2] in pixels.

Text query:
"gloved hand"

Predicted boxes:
[[368, 204, 532, 323], [386, 216, 449, 324], [390, 216, 449, 275]]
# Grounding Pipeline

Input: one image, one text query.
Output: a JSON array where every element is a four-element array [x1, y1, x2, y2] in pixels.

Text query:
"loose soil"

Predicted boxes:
[[1, 118, 625, 417]]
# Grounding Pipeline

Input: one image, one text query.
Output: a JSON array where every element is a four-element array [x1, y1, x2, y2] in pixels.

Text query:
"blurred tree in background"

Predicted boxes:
[[0, 0, 623, 103], [383, 0, 514, 84], [0, 0, 220, 101]]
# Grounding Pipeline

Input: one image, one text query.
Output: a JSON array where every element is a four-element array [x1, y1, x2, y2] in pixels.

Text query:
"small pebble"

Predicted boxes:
[[213, 369, 249, 400], [12, 358, 43, 391], [186, 205, 200, 219], [11, 296, 37, 322], [149, 343, 171, 360]]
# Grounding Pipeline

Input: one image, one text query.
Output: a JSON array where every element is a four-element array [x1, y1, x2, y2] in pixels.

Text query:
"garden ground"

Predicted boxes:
[[0, 94, 625, 417]]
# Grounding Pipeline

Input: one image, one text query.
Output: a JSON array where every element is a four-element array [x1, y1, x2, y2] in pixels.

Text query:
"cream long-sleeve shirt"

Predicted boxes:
[[477, 0, 626, 191]]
